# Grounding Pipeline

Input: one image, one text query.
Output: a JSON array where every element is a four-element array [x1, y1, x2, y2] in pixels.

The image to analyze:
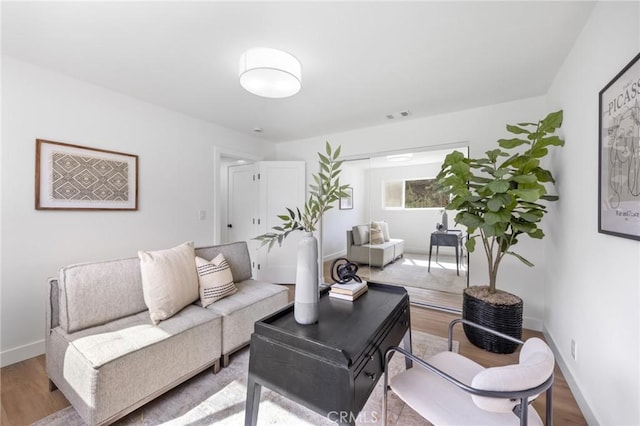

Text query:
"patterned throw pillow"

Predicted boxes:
[[370, 223, 385, 244], [195, 254, 238, 307], [372, 220, 391, 242]]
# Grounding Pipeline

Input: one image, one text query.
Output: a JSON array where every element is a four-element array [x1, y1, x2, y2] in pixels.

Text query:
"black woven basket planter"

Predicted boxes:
[[462, 287, 523, 354]]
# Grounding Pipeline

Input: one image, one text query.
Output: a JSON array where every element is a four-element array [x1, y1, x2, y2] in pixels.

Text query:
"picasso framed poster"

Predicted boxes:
[[598, 53, 640, 240]]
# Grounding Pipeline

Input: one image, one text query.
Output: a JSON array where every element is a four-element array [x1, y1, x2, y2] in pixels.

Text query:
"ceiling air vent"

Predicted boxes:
[[386, 110, 411, 120]]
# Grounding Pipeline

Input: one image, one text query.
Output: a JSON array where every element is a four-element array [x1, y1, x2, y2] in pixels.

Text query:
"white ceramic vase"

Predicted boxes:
[[294, 231, 319, 325], [442, 210, 449, 231]]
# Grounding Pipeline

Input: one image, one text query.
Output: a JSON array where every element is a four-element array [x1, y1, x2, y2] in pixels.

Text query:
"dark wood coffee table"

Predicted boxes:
[[244, 282, 411, 426]]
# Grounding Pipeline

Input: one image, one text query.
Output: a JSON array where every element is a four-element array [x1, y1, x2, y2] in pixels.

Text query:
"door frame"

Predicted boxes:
[[213, 146, 261, 245]]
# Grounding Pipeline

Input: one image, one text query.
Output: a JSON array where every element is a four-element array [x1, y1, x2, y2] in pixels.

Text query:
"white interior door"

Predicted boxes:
[[227, 161, 306, 282], [227, 164, 257, 244], [256, 161, 306, 283]]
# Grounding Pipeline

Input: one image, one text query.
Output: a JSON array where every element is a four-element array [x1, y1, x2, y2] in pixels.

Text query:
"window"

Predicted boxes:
[[383, 178, 448, 209], [383, 181, 403, 208]]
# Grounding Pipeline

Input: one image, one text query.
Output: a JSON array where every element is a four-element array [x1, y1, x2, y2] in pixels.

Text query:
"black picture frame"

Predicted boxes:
[[598, 52, 640, 241]]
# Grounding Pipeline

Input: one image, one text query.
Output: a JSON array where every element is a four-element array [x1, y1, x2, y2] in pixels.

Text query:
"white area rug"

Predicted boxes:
[[33, 331, 457, 426], [358, 253, 467, 294]]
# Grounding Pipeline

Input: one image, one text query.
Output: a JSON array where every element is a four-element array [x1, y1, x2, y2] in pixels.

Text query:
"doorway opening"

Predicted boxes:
[[322, 143, 469, 312]]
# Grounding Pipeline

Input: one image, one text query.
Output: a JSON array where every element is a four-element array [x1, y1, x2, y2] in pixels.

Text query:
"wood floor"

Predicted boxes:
[[1, 288, 586, 425]]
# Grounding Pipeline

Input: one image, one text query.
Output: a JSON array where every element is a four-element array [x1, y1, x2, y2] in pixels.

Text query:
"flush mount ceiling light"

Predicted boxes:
[[239, 47, 302, 98], [386, 153, 413, 162]]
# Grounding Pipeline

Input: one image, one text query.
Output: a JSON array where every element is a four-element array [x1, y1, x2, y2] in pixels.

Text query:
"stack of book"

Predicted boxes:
[[329, 281, 368, 301]]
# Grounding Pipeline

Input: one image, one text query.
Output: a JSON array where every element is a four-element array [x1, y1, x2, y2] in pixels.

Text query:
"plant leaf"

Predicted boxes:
[[506, 124, 531, 135], [512, 174, 537, 184], [333, 145, 341, 159], [518, 211, 542, 222], [465, 238, 476, 252], [511, 188, 542, 202], [539, 110, 563, 133], [537, 136, 565, 148], [488, 180, 510, 193], [498, 138, 528, 149], [506, 251, 534, 267]]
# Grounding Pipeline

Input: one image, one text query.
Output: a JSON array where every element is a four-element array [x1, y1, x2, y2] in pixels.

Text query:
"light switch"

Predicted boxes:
[[199, 210, 206, 220]]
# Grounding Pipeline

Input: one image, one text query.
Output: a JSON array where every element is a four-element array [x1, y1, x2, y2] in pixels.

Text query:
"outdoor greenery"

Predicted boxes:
[[436, 110, 565, 293], [255, 142, 349, 250], [405, 178, 450, 208]]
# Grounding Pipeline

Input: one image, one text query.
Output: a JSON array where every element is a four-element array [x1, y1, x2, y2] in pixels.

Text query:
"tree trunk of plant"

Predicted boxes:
[[484, 235, 499, 293], [488, 266, 498, 293]]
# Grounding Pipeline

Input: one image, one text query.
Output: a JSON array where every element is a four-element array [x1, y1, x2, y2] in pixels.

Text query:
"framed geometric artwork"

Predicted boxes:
[[35, 139, 138, 210], [598, 52, 640, 241]]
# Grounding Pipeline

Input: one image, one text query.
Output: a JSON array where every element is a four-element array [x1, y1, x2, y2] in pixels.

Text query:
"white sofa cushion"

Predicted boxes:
[[58, 257, 147, 333], [352, 225, 370, 245], [138, 241, 199, 324], [206, 279, 288, 354], [48, 305, 221, 425]]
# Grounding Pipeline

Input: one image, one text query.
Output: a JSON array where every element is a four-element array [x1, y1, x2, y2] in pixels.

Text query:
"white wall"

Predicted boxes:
[[545, 2, 639, 425], [276, 96, 551, 330], [0, 57, 275, 366]]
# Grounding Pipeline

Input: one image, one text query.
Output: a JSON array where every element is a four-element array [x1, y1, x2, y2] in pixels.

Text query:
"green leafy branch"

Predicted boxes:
[[254, 142, 350, 250]]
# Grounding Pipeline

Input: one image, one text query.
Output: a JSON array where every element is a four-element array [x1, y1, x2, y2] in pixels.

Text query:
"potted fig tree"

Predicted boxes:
[[436, 110, 564, 353]]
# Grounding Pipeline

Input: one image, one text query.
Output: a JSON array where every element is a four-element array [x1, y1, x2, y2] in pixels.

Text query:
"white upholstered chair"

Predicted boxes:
[[383, 319, 555, 426]]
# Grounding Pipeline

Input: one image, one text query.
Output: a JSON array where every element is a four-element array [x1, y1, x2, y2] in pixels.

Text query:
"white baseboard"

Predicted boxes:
[[1, 339, 45, 367], [323, 250, 346, 262], [404, 247, 428, 255], [523, 316, 543, 332], [543, 327, 597, 425]]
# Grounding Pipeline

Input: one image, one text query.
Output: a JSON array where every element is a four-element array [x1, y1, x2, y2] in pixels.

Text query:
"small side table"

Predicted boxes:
[[428, 230, 463, 275]]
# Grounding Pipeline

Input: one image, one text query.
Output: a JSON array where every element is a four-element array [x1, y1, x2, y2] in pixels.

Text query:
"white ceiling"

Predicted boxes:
[[1, 1, 595, 142]]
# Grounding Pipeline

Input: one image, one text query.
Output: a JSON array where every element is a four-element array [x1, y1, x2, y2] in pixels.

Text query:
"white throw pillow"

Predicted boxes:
[[471, 337, 554, 412], [138, 241, 199, 325], [195, 254, 237, 307]]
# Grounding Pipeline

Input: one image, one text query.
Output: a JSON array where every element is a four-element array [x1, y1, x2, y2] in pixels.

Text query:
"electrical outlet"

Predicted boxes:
[[571, 339, 577, 360], [199, 210, 206, 221]]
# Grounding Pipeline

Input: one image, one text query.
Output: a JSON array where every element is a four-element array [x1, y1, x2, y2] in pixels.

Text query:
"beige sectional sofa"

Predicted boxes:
[[46, 241, 288, 426], [346, 223, 404, 269]]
